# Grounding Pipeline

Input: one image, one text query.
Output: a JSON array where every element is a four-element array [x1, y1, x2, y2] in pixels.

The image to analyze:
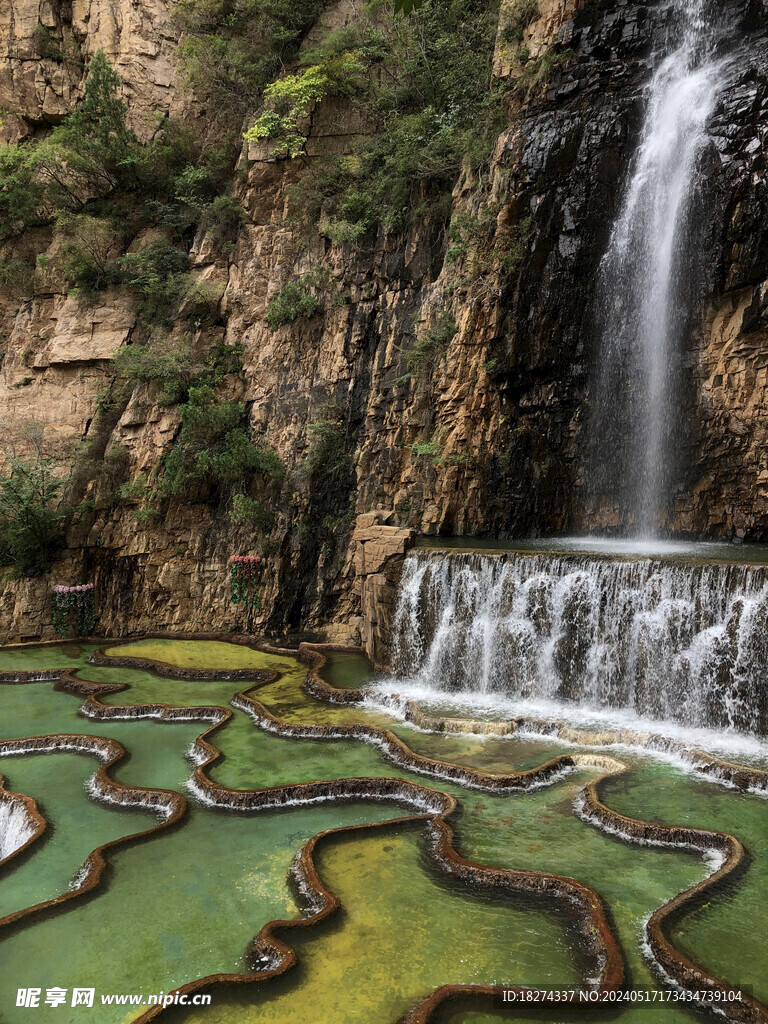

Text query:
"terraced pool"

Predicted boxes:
[[0, 639, 765, 1023]]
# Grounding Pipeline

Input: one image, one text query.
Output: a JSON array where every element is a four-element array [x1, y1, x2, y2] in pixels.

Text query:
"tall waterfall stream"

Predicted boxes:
[[591, 0, 733, 531], [392, 1, 768, 759]]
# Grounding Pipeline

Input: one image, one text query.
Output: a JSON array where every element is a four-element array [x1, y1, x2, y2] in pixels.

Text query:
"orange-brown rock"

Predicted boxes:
[[2, 0, 768, 644]]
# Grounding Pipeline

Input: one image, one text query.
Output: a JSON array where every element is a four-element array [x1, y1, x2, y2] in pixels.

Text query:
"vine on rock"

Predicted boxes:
[[229, 555, 264, 609], [52, 583, 96, 636]]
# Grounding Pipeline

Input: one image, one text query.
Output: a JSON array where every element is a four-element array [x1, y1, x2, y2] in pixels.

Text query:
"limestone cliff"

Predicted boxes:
[[0, 0, 184, 144], [1, 0, 768, 644]]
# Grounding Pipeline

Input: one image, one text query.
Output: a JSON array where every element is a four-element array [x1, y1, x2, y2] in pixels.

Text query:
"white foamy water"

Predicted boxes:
[[591, 0, 733, 532], [0, 797, 37, 861], [386, 551, 768, 750]]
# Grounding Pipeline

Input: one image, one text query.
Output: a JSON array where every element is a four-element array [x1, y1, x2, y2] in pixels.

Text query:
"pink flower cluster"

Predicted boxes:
[[53, 583, 95, 595], [229, 556, 262, 565]]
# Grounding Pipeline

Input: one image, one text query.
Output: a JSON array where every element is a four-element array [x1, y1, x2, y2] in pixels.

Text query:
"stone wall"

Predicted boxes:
[[339, 512, 413, 665]]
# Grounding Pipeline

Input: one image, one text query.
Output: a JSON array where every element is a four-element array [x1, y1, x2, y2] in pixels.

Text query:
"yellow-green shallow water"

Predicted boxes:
[[0, 639, 764, 1024], [103, 639, 284, 671]]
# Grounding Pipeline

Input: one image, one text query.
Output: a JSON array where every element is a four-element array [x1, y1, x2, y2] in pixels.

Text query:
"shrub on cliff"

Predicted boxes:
[[0, 255, 36, 296], [115, 338, 247, 408], [406, 312, 457, 377], [229, 493, 276, 532], [0, 433, 69, 577], [117, 241, 192, 325], [55, 220, 194, 324], [303, 418, 350, 480], [499, 0, 539, 45], [265, 277, 323, 329], [444, 207, 533, 287], [57, 214, 125, 292], [512, 48, 575, 99], [276, 0, 504, 237], [159, 386, 284, 497], [245, 51, 365, 158], [113, 341, 201, 406], [175, 0, 330, 124]]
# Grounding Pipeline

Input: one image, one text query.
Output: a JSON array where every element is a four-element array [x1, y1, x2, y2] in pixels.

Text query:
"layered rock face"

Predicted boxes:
[[0, 0, 183, 144], [1, 0, 768, 643]]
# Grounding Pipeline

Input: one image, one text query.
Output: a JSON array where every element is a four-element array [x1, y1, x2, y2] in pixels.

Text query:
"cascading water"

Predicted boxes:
[[0, 798, 36, 862], [391, 551, 768, 739], [383, 7, 754, 755], [590, 0, 732, 535]]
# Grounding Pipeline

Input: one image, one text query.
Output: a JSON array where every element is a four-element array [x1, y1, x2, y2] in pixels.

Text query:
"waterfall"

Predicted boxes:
[[0, 797, 37, 862], [590, 0, 732, 534], [390, 551, 768, 739]]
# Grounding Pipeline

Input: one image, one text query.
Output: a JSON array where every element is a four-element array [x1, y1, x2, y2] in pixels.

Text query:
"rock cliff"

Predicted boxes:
[[1, 0, 768, 645]]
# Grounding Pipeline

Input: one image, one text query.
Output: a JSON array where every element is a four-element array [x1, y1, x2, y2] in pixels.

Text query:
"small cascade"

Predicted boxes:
[[0, 796, 37, 862], [391, 550, 768, 737]]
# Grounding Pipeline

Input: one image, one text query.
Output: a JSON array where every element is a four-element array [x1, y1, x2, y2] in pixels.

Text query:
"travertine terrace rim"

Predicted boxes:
[[0, 635, 765, 1021], [0, 637, 623, 1020], [0, 777, 46, 872]]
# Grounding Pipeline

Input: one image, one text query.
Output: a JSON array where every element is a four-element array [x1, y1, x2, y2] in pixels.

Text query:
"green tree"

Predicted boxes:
[[37, 50, 137, 206], [57, 213, 123, 291], [175, 0, 331, 123], [63, 50, 133, 156], [0, 50, 137, 238], [0, 432, 69, 576], [0, 147, 44, 240]]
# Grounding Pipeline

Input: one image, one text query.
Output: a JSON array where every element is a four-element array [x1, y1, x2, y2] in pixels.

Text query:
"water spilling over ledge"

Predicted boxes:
[[391, 549, 768, 739], [0, 794, 39, 864], [415, 536, 768, 563]]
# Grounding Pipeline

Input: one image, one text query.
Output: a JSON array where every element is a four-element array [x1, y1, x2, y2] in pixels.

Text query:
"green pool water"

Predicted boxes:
[[0, 643, 99, 672], [104, 638, 280, 672], [0, 800, 419, 1024], [170, 824, 584, 1024], [0, 639, 764, 1024], [319, 650, 376, 689], [603, 764, 768, 1006], [0, 751, 157, 922]]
